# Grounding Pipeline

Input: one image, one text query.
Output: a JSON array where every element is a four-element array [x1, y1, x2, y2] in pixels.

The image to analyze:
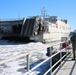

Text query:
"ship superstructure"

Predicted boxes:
[[0, 16, 70, 42]]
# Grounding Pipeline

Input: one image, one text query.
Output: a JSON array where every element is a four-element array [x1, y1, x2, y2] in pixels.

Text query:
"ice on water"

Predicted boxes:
[[0, 40, 49, 75]]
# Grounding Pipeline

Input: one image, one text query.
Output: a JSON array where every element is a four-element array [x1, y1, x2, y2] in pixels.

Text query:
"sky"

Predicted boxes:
[[0, 0, 76, 31]]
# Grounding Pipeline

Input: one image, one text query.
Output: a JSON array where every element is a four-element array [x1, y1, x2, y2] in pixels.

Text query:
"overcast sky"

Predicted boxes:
[[0, 0, 76, 31]]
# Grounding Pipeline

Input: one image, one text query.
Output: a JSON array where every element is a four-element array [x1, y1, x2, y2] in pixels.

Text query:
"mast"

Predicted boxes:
[[41, 7, 47, 20]]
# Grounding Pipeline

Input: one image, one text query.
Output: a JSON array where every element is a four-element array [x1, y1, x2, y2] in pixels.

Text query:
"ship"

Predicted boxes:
[[0, 16, 70, 42]]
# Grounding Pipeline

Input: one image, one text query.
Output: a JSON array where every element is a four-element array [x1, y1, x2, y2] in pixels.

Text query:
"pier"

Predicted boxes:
[[56, 54, 76, 75], [0, 41, 75, 75]]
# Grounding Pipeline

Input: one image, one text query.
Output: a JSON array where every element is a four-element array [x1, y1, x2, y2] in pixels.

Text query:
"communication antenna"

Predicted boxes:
[[18, 14, 20, 19], [41, 7, 47, 20]]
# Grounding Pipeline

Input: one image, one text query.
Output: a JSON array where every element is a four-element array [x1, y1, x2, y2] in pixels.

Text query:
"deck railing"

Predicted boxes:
[[0, 41, 72, 75]]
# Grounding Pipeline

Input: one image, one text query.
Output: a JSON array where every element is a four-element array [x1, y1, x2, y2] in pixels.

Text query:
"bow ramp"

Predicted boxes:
[[21, 18, 36, 37]]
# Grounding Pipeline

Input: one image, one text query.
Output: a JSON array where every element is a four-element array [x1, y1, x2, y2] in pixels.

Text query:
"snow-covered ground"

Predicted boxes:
[[0, 40, 51, 75]]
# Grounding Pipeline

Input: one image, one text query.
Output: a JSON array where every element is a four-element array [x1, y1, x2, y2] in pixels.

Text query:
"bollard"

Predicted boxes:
[[46, 46, 53, 57], [60, 43, 62, 66], [46, 47, 53, 75], [66, 42, 68, 55]]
